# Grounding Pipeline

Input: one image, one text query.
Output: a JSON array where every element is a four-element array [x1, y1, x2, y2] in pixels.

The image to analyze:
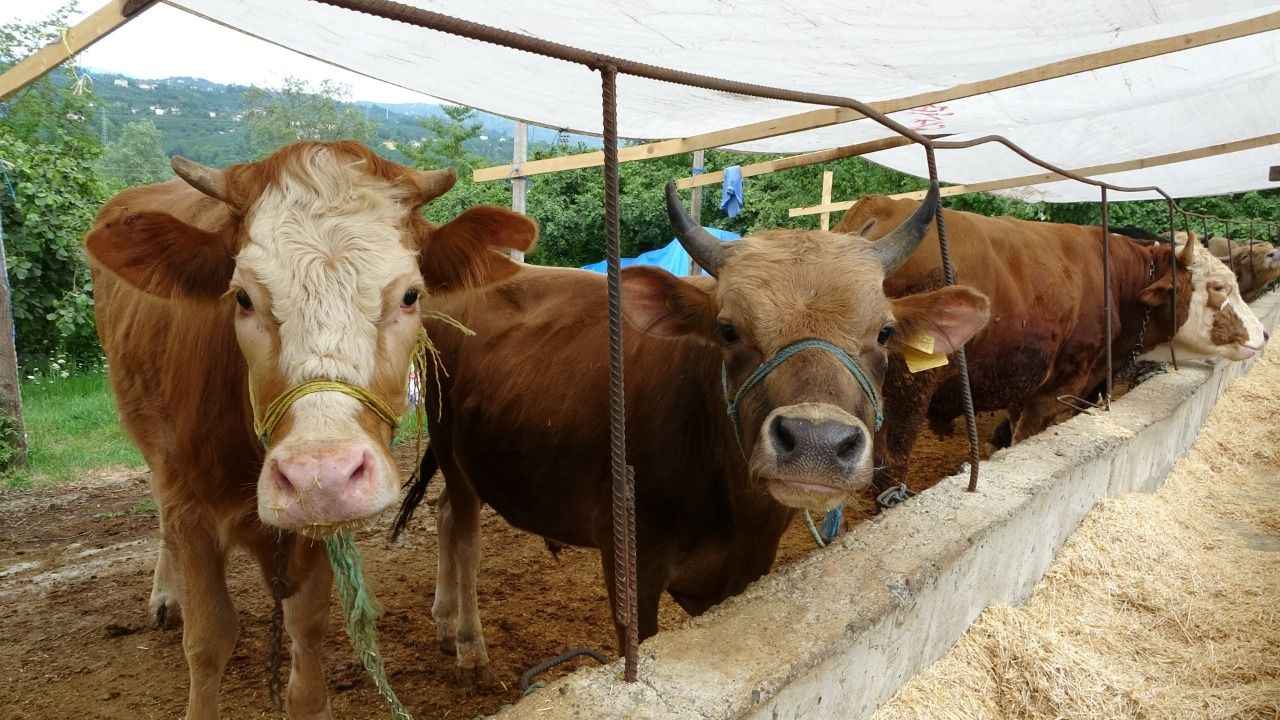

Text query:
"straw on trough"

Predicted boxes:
[[873, 348, 1280, 720]]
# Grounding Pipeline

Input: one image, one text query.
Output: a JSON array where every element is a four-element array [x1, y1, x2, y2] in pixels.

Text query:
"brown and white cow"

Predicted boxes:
[[835, 197, 1266, 490], [1206, 236, 1280, 302], [88, 141, 535, 719], [393, 183, 990, 681]]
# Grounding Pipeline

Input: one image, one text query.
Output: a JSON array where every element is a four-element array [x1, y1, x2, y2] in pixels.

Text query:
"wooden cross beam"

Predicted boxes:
[[788, 132, 1280, 216]]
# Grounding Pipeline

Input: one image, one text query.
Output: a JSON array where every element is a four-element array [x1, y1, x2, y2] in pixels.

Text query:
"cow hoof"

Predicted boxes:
[[454, 663, 497, 691], [150, 593, 181, 629], [437, 629, 457, 656]]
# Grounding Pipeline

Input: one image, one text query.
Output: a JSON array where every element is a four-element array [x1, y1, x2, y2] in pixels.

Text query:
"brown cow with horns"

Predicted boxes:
[[89, 141, 535, 719], [835, 196, 1266, 490], [394, 183, 991, 681]]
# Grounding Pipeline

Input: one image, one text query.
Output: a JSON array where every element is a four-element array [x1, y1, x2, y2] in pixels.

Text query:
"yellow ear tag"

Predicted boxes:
[[901, 331, 949, 373]]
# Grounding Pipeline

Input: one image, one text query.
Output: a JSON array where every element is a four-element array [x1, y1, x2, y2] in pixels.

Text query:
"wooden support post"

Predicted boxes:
[[0, 218, 27, 467], [818, 171, 834, 231], [509, 121, 528, 262], [688, 150, 704, 275]]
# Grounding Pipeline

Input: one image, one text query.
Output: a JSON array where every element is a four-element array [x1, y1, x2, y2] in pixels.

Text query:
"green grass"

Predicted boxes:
[[4, 370, 142, 489]]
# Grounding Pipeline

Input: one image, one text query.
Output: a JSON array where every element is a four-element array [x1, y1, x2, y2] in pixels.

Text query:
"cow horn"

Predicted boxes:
[[1178, 234, 1197, 266], [171, 155, 229, 203], [409, 168, 457, 203], [873, 182, 939, 273], [665, 181, 724, 277]]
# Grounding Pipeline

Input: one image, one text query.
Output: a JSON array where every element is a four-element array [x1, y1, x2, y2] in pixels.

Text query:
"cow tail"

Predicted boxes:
[[389, 445, 438, 543]]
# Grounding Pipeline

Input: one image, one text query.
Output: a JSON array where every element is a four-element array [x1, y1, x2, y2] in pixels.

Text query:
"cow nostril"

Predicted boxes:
[[271, 460, 294, 493], [835, 428, 865, 462], [1265, 330, 1271, 343], [346, 452, 368, 486], [770, 416, 797, 455]]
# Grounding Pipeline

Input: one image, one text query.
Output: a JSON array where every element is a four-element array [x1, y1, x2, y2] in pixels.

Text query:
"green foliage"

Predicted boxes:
[[97, 119, 171, 190], [242, 77, 378, 159], [1, 5, 107, 365]]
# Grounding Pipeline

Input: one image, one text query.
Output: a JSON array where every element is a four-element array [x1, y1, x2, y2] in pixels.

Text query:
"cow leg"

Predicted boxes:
[[876, 361, 945, 490], [445, 482, 493, 687], [150, 505, 183, 628], [169, 515, 237, 720], [1012, 394, 1070, 443], [282, 539, 334, 720], [431, 492, 459, 656]]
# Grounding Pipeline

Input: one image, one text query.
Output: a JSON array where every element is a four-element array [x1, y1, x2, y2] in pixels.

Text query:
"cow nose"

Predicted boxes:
[[273, 445, 370, 496], [769, 415, 866, 471]]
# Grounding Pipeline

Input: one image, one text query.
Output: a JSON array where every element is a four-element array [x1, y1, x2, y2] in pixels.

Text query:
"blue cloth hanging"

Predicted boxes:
[[720, 165, 744, 218]]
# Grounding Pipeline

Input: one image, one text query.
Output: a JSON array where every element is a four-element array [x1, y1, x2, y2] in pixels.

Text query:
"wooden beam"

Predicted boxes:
[[818, 171, 834, 231], [789, 132, 1280, 216], [475, 10, 1280, 183], [509, 121, 528, 262], [675, 137, 913, 190], [0, 1, 154, 102]]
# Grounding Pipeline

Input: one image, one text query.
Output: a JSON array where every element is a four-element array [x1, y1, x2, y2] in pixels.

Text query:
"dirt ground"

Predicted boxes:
[[0, 411, 1005, 720]]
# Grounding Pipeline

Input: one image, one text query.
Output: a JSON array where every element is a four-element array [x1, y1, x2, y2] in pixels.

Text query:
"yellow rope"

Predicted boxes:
[[255, 380, 399, 447]]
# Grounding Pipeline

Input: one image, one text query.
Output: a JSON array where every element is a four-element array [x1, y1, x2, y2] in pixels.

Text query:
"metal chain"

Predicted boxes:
[[267, 535, 289, 711]]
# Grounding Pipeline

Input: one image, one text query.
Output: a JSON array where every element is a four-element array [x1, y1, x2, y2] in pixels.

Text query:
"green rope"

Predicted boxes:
[[326, 531, 413, 720]]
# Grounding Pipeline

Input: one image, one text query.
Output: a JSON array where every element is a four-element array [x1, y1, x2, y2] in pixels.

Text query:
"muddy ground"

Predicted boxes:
[[0, 415, 1004, 720]]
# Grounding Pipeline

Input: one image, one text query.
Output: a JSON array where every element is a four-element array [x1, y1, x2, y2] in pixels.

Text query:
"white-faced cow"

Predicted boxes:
[[88, 141, 535, 719], [391, 183, 991, 681]]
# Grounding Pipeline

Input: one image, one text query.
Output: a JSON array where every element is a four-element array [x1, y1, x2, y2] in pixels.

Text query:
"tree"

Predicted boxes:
[[242, 77, 377, 158], [405, 105, 485, 170], [1, 3, 107, 365], [98, 120, 171, 190]]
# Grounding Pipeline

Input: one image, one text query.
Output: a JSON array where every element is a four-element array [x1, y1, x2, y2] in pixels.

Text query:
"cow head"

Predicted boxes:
[[621, 183, 990, 512], [86, 141, 536, 533], [1140, 236, 1267, 362]]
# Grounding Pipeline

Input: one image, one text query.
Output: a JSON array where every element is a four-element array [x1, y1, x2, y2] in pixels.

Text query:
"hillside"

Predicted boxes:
[[86, 71, 600, 167]]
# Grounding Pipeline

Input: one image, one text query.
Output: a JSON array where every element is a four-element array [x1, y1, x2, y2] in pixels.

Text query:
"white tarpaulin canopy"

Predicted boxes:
[[169, 0, 1280, 201]]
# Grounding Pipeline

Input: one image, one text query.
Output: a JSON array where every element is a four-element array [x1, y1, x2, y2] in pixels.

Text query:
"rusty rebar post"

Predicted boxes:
[[1166, 200, 1179, 371], [1100, 187, 1112, 410], [600, 65, 638, 684], [1202, 216, 1210, 246], [1250, 220, 1257, 280], [923, 148, 981, 492], [1226, 220, 1236, 275]]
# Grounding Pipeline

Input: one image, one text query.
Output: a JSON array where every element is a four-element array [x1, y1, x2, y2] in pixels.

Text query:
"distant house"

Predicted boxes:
[[169, 107, 181, 115], [208, 111, 217, 118], [153, 107, 166, 116], [113, 78, 129, 88], [381, 140, 398, 150], [138, 83, 155, 90]]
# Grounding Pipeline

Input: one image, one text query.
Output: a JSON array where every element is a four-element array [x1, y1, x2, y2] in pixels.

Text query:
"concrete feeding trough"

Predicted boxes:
[[493, 290, 1280, 720]]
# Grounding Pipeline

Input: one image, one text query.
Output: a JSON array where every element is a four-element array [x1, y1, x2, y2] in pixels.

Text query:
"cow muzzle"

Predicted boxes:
[[753, 403, 873, 512], [252, 380, 403, 533]]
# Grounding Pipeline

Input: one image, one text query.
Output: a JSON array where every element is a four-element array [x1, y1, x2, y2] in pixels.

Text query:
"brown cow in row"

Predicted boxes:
[[89, 141, 535, 719], [836, 197, 1266, 490], [1206, 236, 1280, 301], [393, 183, 991, 681]]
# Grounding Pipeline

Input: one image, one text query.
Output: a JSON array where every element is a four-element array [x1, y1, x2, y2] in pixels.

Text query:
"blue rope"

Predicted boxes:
[[722, 338, 883, 444]]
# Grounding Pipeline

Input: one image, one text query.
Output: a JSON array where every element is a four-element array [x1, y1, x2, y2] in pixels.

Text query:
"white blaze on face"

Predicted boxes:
[[1170, 243, 1266, 361], [234, 147, 423, 530]]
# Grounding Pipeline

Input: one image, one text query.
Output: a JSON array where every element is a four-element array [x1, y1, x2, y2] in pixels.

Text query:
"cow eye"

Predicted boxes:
[[716, 321, 739, 344], [877, 324, 896, 346], [401, 288, 421, 308], [234, 289, 253, 312]]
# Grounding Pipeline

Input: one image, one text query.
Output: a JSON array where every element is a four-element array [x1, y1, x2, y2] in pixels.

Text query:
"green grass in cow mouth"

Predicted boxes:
[[3, 370, 142, 489]]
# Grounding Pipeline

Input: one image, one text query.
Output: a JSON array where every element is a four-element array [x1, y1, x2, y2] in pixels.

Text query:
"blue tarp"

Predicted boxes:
[[581, 227, 740, 276]]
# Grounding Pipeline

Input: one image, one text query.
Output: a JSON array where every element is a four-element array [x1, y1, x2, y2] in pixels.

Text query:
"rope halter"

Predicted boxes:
[[721, 338, 884, 451], [253, 380, 400, 448]]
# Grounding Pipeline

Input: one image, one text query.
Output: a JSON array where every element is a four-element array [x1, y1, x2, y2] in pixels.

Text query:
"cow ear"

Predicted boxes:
[[888, 285, 990, 354], [85, 210, 235, 299], [420, 206, 538, 293], [1139, 273, 1173, 307], [621, 266, 717, 338]]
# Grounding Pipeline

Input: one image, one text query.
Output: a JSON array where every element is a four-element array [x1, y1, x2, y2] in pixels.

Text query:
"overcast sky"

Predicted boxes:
[[5, 1, 436, 104]]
